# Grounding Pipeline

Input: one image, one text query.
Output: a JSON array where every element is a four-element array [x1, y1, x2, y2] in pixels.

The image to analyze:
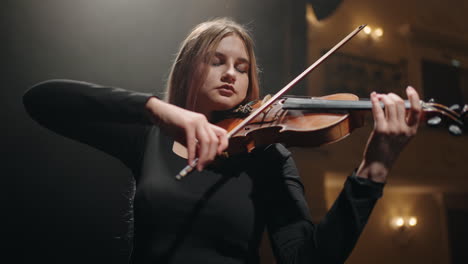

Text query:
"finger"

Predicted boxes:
[[406, 86, 421, 127], [388, 93, 406, 124], [186, 128, 197, 165], [371, 92, 385, 129], [211, 125, 229, 154], [195, 125, 210, 171], [380, 94, 398, 125], [205, 125, 219, 165]]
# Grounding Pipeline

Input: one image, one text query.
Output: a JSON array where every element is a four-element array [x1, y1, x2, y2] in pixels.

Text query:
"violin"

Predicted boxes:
[[174, 93, 466, 179], [215, 94, 467, 156], [175, 25, 467, 180]]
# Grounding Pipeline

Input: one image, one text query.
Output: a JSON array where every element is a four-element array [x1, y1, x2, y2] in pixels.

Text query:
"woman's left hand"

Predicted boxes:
[[356, 86, 422, 183]]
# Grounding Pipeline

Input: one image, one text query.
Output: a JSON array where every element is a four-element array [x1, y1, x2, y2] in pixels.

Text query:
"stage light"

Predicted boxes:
[[408, 217, 417, 227], [395, 217, 405, 227], [364, 26, 372, 35], [391, 216, 418, 230], [374, 28, 383, 38], [391, 216, 418, 245]]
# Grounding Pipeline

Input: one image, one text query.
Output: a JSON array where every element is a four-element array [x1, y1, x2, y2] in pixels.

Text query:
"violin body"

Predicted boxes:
[[216, 93, 366, 154]]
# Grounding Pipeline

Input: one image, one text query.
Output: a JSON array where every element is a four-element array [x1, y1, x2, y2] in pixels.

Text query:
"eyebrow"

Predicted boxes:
[[214, 52, 250, 64]]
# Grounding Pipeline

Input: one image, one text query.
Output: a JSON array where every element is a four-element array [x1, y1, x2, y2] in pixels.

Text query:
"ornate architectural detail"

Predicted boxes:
[[323, 51, 408, 98]]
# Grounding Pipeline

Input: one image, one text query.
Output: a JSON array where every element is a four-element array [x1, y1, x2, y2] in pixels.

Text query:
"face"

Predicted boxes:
[[195, 34, 250, 118]]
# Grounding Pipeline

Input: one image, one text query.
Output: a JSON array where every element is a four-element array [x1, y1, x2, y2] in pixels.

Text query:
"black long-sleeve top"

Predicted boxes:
[[23, 79, 384, 264]]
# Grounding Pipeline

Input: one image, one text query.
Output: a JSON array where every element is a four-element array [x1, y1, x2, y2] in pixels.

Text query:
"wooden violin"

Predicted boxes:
[[215, 94, 467, 155]]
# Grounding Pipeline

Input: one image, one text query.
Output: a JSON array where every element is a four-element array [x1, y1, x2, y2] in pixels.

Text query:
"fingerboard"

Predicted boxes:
[[282, 97, 411, 111]]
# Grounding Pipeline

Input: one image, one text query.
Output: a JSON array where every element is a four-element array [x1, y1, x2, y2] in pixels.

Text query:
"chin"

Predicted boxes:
[[213, 103, 237, 112], [212, 97, 242, 111]]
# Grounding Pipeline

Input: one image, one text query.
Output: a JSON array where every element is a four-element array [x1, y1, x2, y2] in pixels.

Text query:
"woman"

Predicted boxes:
[[23, 18, 421, 263]]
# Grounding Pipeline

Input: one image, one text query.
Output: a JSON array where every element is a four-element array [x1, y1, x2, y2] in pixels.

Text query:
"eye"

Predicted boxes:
[[236, 63, 249, 73], [210, 57, 223, 66]]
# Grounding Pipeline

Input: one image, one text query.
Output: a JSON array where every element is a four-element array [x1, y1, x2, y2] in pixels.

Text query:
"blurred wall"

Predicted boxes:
[[300, 0, 468, 263], [326, 185, 450, 263]]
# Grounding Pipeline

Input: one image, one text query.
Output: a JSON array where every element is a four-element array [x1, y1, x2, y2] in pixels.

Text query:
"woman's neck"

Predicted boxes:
[[194, 105, 214, 123]]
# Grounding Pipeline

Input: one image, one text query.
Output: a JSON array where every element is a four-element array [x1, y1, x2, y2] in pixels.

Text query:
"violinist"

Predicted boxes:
[[23, 18, 421, 263]]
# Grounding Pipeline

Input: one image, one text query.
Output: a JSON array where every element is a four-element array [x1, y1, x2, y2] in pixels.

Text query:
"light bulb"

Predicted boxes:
[[374, 28, 383, 38], [408, 217, 417, 227], [364, 26, 372, 35], [395, 217, 404, 227]]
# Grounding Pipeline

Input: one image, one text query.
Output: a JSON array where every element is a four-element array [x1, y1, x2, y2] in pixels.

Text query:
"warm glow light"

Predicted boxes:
[[408, 217, 417, 227], [374, 28, 383, 37], [395, 217, 405, 227], [305, 3, 322, 27], [364, 26, 372, 35]]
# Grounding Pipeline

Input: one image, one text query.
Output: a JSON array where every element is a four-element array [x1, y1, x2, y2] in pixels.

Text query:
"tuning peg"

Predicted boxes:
[[427, 116, 442, 126], [461, 105, 467, 130], [428, 98, 436, 103], [448, 124, 463, 136], [462, 105, 467, 118], [449, 104, 460, 112]]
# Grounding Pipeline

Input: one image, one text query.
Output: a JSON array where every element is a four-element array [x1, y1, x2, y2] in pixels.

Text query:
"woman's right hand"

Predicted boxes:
[[145, 97, 228, 171]]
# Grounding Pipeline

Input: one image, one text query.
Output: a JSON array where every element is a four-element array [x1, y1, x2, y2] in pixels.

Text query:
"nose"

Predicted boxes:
[[221, 65, 236, 84]]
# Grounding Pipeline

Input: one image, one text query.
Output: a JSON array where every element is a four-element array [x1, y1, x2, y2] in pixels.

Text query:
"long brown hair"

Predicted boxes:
[[165, 18, 260, 111]]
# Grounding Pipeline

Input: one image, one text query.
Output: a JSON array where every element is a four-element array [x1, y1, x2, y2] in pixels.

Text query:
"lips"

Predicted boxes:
[[216, 84, 235, 95], [217, 84, 234, 91]]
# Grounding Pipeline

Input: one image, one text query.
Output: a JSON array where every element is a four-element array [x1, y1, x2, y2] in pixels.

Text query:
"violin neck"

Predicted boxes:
[[282, 97, 411, 111]]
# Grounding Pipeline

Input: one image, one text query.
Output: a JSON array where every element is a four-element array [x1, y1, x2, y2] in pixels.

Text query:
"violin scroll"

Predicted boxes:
[[422, 98, 467, 136]]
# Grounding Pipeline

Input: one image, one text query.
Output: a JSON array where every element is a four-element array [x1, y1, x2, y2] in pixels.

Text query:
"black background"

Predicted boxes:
[[2, 0, 307, 262]]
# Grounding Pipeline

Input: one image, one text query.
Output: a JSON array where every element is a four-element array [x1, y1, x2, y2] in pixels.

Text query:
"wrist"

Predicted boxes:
[[145, 96, 166, 125], [356, 160, 389, 183]]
